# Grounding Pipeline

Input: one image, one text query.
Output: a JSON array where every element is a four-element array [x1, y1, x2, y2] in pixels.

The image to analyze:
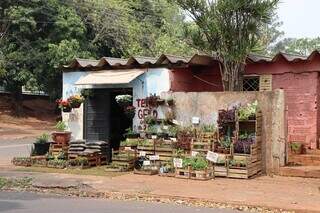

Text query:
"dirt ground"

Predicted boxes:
[[0, 96, 56, 140]]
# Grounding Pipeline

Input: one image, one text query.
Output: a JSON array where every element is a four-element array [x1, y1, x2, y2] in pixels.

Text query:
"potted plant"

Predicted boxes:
[[146, 94, 158, 108], [124, 106, 136, 119], [56, 99, 72, 112], [144, 115, 157, 125], [51, 121, 71, 145], [290, 142, 304, 154], [67, 95, 85, 108], [168, 125, 178, 141], [124, 127, 139, 139], [147, 125, 158, 139], [238, 101, 258, 121], [115, 94, 132, 108], [33, 133, 51, 156], [80, 89, 94, 99], [216, 137, 232, 154]]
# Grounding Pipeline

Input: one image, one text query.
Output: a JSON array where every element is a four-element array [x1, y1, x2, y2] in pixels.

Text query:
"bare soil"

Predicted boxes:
[[0, 96, 57, 140]]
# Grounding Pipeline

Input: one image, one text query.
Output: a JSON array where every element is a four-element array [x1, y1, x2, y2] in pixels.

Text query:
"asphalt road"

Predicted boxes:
[[0, 191, 241, 213], [0, 138, 33, 166]]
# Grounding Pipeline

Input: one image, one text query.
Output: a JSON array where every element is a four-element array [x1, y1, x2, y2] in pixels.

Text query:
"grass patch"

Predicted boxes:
[[0, 177, 33, 189], [14, 166, 129, 177]]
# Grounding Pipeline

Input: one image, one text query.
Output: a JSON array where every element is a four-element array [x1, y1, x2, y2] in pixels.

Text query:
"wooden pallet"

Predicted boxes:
[[190, 168, 214, 180], [191, 140, 212, 154], [214, 165, 228, 177], [175, 167, 191, 179], [228, 161, 262, 179]]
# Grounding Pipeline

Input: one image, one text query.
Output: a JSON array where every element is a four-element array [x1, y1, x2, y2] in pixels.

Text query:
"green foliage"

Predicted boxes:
[[182, 155, 208, 171], [35, 133, 50, 144], [144, 115, 157, 125], [201, 125, 216, 133], [238, 101, 258, 121], [147, 125, 158, 135], [271, 37, 320, 56], [219, 137, 232, 149], [168, 125, 179, 137], [55, 121, 67, 131], [175, 0, 279, 90], [115, 95, 132, 105], [290, 142, 302, 152]]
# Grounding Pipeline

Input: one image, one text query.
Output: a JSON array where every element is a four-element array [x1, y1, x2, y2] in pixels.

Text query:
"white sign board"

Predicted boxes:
[[191, 151, 199, 157], [124, 147, 133, 151], [149, 155, 160, 161], [173, 158, 183, 168], [192, 117, 200, 124], [206, 151, 219, 163], [143, 160, 151, 166], [139, 151, 146, 157]]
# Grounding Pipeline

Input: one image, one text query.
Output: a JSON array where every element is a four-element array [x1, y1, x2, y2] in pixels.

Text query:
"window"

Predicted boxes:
[[243, 76, 260, 91]]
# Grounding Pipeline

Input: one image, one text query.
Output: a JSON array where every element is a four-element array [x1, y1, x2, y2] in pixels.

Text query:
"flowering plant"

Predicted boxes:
[[56, 99, 71, 112], [115, 95, 132, 107], [67, 95, 85, 108]]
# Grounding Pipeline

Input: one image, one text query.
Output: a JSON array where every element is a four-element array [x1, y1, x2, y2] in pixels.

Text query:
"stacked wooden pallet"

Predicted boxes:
[[191, 133, 216, 155], [175, 166, 214, 180], [68, 140, 86, 159], [111, 150, 136, 171]]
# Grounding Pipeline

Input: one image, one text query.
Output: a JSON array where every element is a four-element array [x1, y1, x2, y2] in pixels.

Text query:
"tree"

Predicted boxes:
[[270, 37, 320, 56], [0, 0, 91, 115], [174, 0, 279, 91]]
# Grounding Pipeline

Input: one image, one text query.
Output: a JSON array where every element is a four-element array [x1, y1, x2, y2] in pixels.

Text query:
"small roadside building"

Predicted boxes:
[[62, 51, 320, 168]]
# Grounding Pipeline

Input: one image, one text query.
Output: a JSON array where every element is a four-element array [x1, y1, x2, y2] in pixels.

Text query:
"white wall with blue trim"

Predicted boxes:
[[62, 68, 170, 140]]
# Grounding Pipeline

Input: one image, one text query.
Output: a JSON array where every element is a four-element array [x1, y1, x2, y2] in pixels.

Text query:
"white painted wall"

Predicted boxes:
[[62, 68, 171, 139]]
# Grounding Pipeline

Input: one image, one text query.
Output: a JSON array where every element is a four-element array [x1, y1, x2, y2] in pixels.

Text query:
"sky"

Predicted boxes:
[[277, 0, 320, 38]]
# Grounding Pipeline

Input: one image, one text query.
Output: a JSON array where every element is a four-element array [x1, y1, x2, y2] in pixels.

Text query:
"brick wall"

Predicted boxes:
[[272, 72, 318, 149]]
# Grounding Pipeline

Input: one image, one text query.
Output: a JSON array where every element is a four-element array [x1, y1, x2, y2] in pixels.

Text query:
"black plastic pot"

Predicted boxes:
[[34, 143, 50, 155]]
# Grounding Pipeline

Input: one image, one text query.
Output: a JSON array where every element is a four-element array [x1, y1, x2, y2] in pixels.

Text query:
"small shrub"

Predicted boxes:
[[35, 133, 50, 144], [55, 121, 67, 131]]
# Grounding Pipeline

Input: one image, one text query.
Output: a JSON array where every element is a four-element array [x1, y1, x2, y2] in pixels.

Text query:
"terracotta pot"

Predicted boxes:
[[51, 131, 71, 145]]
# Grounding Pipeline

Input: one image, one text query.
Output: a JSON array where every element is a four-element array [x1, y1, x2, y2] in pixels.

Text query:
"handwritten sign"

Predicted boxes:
[[206, 151, 219, 163], [192, 117, 200, 124], [149, 155, 160, 161], [173, 158, 183, 168], [143, 160, 151, 166]]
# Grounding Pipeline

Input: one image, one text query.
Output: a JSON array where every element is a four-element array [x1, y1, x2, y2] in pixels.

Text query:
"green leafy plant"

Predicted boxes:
[[144, 115, 157, 125], [219, 137, 232, 149], [201, 125, 216, 133], [35, 133, 50, 144], [115, 94, 132, 107], [80, 89, 93, 98], [290, 142, 303, 154], [56, 151, 67, 160], [147, 125, 158, 135], [182, 155, 208, 171], [238, 101, 258, 120], [168, 125, 179, 137], [55, 121, 68, 131]]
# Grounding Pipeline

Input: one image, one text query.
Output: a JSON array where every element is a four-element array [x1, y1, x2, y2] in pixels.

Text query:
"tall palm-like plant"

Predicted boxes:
[[175, 0, 279, 91]]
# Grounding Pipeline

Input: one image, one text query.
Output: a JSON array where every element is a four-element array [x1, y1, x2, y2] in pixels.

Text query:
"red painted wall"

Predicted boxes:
[[170, 55, 320, 149], [170, 64, 224, 92], [246, 56, 320, 149]]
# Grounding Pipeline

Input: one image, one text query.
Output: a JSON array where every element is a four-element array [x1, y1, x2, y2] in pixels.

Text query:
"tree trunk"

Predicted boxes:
[[220, 60, 245, 91], [12, 86, 24, 117]]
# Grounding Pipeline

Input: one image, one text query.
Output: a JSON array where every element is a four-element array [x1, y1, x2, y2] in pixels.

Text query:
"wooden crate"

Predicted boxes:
[[214, 166, 228, 177], [191, 140, 212, 154], [228, 160, 261, 179], [50, 143, 68, 156], [154, 146, 175, 162], [175, 167, 191, 179], [190, 168, 214, 181]]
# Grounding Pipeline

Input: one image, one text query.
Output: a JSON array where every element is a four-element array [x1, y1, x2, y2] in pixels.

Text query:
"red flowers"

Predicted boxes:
[[56, 99, 72, 112]]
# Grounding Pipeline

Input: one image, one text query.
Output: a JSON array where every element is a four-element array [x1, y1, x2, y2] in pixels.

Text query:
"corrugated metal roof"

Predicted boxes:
[[63, 50, 320, 70]]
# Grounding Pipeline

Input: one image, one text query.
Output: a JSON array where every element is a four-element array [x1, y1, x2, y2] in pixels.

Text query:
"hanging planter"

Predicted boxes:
[[67, 95, 84, 109], [115, 95, 132, 108], [56, 99, 72, 113], [124, 105, 136, 119]]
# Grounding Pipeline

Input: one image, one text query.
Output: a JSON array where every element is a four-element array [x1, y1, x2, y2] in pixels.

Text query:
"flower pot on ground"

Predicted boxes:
[[52, 121, 71, 145], [67, 95, 84, 108], [33, 133, 50, 155]]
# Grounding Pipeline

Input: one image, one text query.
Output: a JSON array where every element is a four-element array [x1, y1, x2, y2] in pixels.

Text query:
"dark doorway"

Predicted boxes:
[[84, 88, 132, 150]]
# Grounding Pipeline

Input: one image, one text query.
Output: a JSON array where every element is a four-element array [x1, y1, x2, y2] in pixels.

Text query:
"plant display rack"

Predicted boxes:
[[227, 111, 262, 179], [175, 167, 191, 179], [191, 132, 217, 154]]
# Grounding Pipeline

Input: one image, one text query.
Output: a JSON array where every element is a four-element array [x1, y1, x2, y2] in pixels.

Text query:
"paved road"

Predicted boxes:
[[0, 138, 34, 166], [0, 191, 241, 213]]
